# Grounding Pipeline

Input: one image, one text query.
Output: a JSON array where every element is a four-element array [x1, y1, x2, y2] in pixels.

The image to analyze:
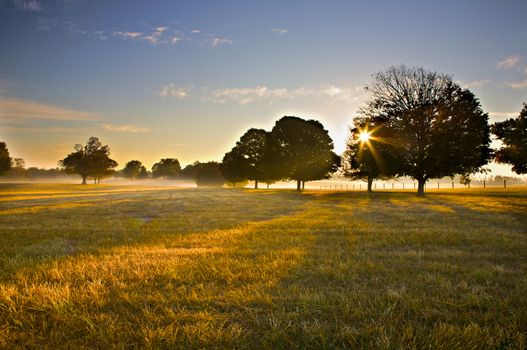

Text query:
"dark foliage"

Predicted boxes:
[[492, 103, 527, 174]]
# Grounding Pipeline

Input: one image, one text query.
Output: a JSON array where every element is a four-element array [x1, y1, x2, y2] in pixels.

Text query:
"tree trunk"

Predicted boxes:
[[302, 181, 305, 190], [296, 180, 301, 191], [417, 178, 426, 196], [367, 178, 373, 192], [267, 183, 269, 189], [81, 175, 87, 185], [254, 180, 258, 189]]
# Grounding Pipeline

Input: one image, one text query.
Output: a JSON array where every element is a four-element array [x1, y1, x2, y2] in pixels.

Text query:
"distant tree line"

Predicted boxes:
[[1, 66, 525, 195]]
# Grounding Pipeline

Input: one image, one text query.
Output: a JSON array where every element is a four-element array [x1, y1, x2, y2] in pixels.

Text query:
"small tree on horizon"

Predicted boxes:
[[491, 103, 527, 174], [123, 160, 144, 179], [152, 158, 181, 178], [58, 137, 118, 184]]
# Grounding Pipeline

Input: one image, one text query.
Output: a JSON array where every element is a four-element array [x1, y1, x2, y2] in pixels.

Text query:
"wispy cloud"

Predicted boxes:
[[113, 31, 142, 39], [211, 37, 233, 48], [489, 111, 518, 119], [271, 28, 288, 36], [14, 0, 42, 11], [497, 55, 522, 69], [63, 22, 231, 48], [506, 80, 527, 89], [99, 123, 151, 133], [460, 79, 491, 89], [0, 97, 99, 122], [207, 85, 364, 105], [158, 83, 189, 98]]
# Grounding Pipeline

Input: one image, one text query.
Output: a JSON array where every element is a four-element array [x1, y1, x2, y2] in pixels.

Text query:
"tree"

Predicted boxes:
[[270, 116, 338, 191], [221, 149, 248, 187], [361, 66, 491, 196], [195, 162, 225, 187], [123, 160, 144, 179], [342, 119, 398, 192], [151, 158, 181, 178], [137, 166, 149, 179], [181, 161, 202, 179], [0, 142, 11, 175], [491, 103, 527, 174], [58, 137, 118, 184], [223, 128, 273, 189]]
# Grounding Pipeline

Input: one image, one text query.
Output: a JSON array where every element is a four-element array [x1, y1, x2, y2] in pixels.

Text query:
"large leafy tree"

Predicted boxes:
[[361, 66, 491, 196], [0, 142, 11, 175], [123, 160, 144, 179], [151, 158, 181, 178], [59, 137, 118, 184], [491, 103, 527, 174], [271, 116, 338, 191]]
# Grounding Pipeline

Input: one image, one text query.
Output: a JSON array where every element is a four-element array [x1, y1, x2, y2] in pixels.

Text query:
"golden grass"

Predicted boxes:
[[0, 183, 526, 348]]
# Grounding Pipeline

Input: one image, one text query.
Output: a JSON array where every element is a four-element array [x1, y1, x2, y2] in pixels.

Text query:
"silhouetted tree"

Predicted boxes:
[[226, 128, 273, 189], [270, 116, 338, 191], [195, 162, 225, 187], [221, 149, 248, 187], [181, 161, 202, 179], [491, 103, 527, 174], [123, 160, 144, 179], [361, 66, 492, 196], [137, 166, 149, 179], [0, 142, 11, 175], [343, 119, 398, 192], [59, 137, 118, 184], [152, 158, 181, 178]]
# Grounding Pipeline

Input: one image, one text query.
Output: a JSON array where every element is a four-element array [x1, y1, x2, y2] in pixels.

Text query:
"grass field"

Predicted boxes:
[[0, 183, 526, 349]]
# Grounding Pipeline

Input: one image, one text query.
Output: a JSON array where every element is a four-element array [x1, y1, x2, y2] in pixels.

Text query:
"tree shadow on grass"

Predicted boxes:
[[0, 188, 312, 280]]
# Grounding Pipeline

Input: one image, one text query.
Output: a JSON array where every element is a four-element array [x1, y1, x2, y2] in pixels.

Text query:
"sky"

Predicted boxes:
[[1, 0, 526, 176]]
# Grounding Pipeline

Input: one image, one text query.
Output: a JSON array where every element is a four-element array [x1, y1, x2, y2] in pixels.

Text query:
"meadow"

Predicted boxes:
[[0, 183, 526, 349]]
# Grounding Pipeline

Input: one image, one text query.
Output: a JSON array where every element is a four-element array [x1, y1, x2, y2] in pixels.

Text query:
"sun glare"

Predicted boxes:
[[359, 131, 371, 142]]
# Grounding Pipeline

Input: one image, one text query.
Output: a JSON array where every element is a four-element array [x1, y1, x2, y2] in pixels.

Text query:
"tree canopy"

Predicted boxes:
[[151, 158, 181, 178], [491, 103, 527, 174], [58, 137, 118, 184], [0, 142, 11, 176], [195, 162, 225, 187], [270, 116, 339, 191], [122, 160, 144, 179], [357, 65, 491, 195]]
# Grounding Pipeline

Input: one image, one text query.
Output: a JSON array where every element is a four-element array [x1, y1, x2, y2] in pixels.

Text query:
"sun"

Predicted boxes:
[[358, 131, 371, 142]]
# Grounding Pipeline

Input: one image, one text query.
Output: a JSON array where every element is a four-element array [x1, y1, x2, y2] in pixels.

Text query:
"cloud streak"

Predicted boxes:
[[14, 0, 42, 11], [158, 84, 189, 98], [460, 79, 491, 89], [0, 97, 99, 122], [497, 55, 521, 69], [207, 85, 364, 105], [506, 80, 527, 89], [99, 123, 151, 133], [271, 28, 288, 36]]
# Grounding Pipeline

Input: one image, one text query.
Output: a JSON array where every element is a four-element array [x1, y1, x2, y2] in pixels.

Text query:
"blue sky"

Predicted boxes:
[[1, 0, 526, 175]]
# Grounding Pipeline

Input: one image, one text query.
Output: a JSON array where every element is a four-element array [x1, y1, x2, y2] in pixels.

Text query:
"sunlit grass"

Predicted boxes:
[[0, 184, 526, 348]]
